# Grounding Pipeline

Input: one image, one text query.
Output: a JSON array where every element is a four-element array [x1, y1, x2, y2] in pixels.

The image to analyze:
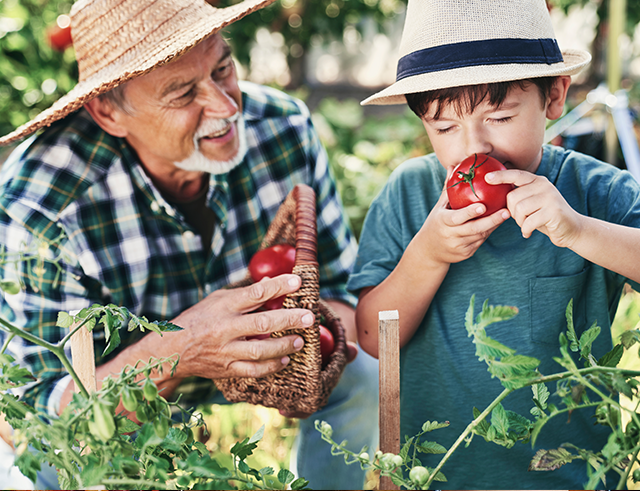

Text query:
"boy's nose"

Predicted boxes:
[[464, 129, 492, 157]]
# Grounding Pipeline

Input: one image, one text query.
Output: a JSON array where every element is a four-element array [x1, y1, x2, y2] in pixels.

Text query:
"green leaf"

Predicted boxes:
[[154, 319, 184, 332], [420, 421, 449, 433], [598, 343, 624, 368], [56, 311, 74, 328], [472, 407, 490, 437], [277, 468, 295, 485], [291, 477, 311, 490], [565, 299, 579, 351], [473, 331, 516, 360], [13, 448, 40, 484], [116, 416, 140, 434], [249, 424, 265, 444], [238, 460, 251, 473], [0, 279, 21, 295], [102, 326, 121, 357], [464, 295, 476, 334], [416, 440, 447, 454], [474, 302, 519, 330], [231, 437, 258, 461], [488, 354, 540, 387], [579, 323, 601, 359], [491, 403, 510, 437], [621, 329, 640, 349], [528, 447, 577, 471]]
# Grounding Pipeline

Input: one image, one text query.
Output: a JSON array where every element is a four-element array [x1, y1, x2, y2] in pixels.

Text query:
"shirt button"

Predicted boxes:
[[165, 206, 176, 217], [182, 230, 195, 240], [150, 202, 160, 213]]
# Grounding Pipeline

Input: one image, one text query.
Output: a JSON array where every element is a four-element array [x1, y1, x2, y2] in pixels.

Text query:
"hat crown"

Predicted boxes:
[[399, 0, 556, 58], [71, 0, 212, 82]]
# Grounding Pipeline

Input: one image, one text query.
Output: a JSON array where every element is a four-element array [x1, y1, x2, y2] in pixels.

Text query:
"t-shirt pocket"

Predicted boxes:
[[529, 268, 589, 346]]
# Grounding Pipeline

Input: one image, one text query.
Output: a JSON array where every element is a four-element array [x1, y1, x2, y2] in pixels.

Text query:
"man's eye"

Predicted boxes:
[[213, 62, 232, 80]]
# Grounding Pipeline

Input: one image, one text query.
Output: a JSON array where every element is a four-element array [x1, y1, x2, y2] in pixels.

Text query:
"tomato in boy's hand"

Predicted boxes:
[[319, 325, 334, 367], [446, 154, 514, 217], [248, 244, 296, 282]]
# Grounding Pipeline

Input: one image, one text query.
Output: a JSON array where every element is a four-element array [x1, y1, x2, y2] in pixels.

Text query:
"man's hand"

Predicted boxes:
[[486, 169, 582, 248], [169, 274, 313, 381]]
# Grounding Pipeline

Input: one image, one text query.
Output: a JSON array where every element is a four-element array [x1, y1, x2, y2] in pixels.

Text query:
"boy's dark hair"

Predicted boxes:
[[405, 77, 557, 120]]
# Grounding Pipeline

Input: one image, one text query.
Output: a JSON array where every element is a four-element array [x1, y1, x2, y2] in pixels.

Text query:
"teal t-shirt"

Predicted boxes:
[[348, 145, 640, 489]]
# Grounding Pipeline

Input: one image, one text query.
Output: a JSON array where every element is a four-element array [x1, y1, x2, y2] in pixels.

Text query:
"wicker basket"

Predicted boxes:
[[215, 184, 348, 413]]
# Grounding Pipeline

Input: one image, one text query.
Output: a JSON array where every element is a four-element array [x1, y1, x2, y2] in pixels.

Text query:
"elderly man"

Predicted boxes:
[[0, 0, 379, 488]]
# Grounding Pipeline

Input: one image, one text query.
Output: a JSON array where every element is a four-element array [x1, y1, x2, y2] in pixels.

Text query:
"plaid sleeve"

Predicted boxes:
[[0, 168, 95, 419], [298, 102, 358, 309]]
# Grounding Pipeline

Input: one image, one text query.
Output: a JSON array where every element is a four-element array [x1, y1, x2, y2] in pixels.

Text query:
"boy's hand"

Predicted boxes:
[[417, 175, 510, 266], [486, 170, 582, 248]]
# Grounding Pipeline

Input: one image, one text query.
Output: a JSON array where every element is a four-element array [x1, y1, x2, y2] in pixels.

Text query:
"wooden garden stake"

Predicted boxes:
[[70, 321, 97, 393], [378, 310, 400, 491]]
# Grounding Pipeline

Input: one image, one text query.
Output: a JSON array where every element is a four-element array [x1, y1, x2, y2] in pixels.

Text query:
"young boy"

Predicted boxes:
[[348, 0, 640, 488]]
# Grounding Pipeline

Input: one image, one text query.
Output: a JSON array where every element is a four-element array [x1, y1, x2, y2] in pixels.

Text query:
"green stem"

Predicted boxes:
[[0, 316, 89, 398], [1, 332, 15, 354], [619, 444, 640, 489], [425, 387, 513, 488]]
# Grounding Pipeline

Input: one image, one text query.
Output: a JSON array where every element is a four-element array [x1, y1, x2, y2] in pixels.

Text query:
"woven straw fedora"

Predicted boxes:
[[362, 0, 591, 106], [0, 0, 275, 146]]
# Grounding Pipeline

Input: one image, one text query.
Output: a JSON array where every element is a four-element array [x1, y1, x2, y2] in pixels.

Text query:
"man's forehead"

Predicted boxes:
[[139, 34, 231, 93]]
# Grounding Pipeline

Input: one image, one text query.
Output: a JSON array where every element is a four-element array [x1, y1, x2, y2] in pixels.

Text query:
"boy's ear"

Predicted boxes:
[[84, 97, 129, 138], [546, 76, 572, 120]]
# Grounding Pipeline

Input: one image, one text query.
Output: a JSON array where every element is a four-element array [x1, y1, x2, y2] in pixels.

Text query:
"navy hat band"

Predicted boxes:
[[396, 38, 563, 81]]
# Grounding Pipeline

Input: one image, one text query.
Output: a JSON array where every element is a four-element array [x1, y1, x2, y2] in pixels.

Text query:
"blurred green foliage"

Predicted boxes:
[[0, 0, 77, 138], [311, 97, 431, 238]]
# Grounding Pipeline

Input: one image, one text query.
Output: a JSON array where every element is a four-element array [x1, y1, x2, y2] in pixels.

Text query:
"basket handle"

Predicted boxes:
[[293, 184, 318, 267]]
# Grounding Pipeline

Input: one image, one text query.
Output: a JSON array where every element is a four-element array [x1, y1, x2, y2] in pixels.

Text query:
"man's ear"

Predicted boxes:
[[84, 97, 129, 138], [546, 76, 571, 121]]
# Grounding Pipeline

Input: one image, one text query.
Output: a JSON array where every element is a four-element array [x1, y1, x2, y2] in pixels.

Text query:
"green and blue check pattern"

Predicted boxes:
[[0, 81, 357, 416]]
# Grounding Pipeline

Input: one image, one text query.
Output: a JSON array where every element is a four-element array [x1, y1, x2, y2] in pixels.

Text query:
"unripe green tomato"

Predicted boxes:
[[143, 379, 158, 402], [92, 402, 116, 441], [153, 417, 169, 439], [136, 404, 150, 423], [390, 455, 403, 468], [634, 469, 640, 483], [121, 460, 141, 476], [121, 387, 139, 412], [409, 466, 430, 486], [359, 452, 369, 461]]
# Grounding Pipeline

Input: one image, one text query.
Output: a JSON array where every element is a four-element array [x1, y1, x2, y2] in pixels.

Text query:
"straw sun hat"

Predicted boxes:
[[362, 0, 592, 106], [0, 0, 275, 146]]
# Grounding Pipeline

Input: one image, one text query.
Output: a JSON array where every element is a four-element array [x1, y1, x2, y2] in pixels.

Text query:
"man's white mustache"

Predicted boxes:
[[196, 112, 239, 139]]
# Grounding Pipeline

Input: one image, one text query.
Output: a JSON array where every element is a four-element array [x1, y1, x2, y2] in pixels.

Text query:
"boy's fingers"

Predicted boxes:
[[485, 169, 536, 187]]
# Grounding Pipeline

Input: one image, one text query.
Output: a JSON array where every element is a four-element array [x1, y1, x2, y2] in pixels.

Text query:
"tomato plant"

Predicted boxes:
[[248, 244, 296, 282], [447, 153, 514, 217], [319, 325, 334, 367]]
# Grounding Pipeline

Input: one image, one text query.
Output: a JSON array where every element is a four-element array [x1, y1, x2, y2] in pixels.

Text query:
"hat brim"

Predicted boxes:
[[0, 0, 275, 147], [361, 48, 591, 106]]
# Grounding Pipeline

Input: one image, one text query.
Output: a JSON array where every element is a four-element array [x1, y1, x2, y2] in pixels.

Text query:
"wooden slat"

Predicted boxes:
[[378, 310, 400, 490], [70, 322, 96, 393]]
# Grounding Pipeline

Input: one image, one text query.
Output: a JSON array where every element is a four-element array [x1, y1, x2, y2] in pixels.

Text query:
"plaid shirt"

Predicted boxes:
[[0, 81, 357, 416]]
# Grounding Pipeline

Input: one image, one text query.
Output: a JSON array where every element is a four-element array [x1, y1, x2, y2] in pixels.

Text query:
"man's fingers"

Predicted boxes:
[[239, 307, 315, 338], [233, 274, 302, 312]]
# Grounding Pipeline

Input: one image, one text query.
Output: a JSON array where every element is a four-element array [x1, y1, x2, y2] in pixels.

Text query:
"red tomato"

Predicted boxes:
[[319, 325, 334, 367], [47, 25, 73, 52], [263, 295, 285, 310], [248, 244, 296, 282], [246, 333, 271, 341], [446, 154, 514, 218]]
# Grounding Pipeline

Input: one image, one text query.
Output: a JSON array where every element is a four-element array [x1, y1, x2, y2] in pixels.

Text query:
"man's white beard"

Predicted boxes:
[[174, 114, 248, 175]]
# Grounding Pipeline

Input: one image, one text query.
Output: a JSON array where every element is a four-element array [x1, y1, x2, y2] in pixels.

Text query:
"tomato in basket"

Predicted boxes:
[[248, 244, 296, 282]]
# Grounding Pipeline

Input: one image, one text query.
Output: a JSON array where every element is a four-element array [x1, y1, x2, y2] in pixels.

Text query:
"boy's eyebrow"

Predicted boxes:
[[159, 44, 233, 98]]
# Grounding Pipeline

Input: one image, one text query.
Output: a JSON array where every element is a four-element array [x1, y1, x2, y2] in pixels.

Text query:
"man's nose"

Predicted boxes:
[[198, 80, 238, 119]]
